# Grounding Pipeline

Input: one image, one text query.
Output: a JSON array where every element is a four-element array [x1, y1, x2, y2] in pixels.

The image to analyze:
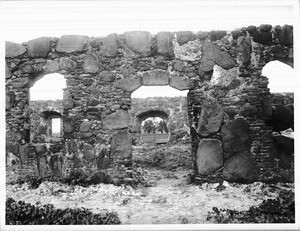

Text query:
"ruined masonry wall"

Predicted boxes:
[[5, 24, 293, 182]]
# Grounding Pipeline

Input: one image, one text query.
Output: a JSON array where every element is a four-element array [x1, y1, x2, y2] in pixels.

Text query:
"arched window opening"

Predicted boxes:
[[262, 60, 295, 93], [29, 73, 66, 142]]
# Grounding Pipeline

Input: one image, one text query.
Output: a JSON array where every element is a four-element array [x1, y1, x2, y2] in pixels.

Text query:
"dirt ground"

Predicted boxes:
[[5, 142, 295, 224]]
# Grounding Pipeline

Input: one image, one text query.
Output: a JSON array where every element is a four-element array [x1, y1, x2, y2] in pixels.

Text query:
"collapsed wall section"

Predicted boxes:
[[5, 24, 293, 183]]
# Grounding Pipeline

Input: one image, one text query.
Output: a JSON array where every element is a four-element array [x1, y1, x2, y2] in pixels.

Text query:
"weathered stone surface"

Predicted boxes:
[[83, 55, 99, 73], [236, 37, 251, 64], [67, 139, 78, 153], [142, 70, 169, 86], [83, 143, 95, 162], [259, 24, 272, 32], [246, 25, 257, 35], [63, 90, 74, 109], [200, 41, 236, 71], [278, 25, 293, 46], [6, 61, 11, 79], [7, 132, 22, 141], [197, 31, 209, 40], [6, 91, 15, 109], [97, 148, 110, 170], [64, 121, 75, 133], [123, 31, 152, 57], [19, 144, 29, 164], [197, 98, 224, 137], [5, 41, 26, 58], [157, 31, 174, 56], [222, 151, 259, 183], [59, 58, 77, 72], [82, 78, 94, 86], [238, 103, 259, 118], [6, 142, 19, 156], [27, 37, 51, 57], [38, 156, 48, 177], [103, 109, 129, 130], [253, 31, 272, 45], [227, 79, 241, 90], [45, 60, 59, 72], [111, 130, 132, 159], [221, 118, 251, 156], [225, 106, 239, 119], [50, 155, 62, 176], [35, 144, 47, 155], [169, 76, 193, 90], [176, 31, 197, 45], [99, 71, 115, 82], [100, 33, 119, 57], [56, 35, 89, 53], [10, 77, 29, 88], [79, 121, 91, 132], [114, 77, 141, 92], [172, 60, 185, 71], [196, 139, 223, 175], [209, 30, 227, 41]]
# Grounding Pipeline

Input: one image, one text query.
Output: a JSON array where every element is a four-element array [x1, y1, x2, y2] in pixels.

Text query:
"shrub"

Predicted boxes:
[[6, 198, 121, 225], [206, 189, 295, 223]]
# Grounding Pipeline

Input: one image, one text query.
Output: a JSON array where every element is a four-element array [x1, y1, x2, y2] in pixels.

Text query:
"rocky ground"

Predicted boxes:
[[6, 142, 295, 224]]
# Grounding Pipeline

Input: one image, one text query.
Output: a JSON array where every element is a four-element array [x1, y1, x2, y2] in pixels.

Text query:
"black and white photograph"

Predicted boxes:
[[1, 0, 299, 230]]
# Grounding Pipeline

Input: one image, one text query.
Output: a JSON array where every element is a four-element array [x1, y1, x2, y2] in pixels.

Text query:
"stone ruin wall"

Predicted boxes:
[[5, 24, 293, 183]]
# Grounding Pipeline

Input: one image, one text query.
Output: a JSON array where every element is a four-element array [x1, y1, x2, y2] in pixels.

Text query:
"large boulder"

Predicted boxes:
[[10, 77, 29, 88], [59, 58, 77, 72], [103, 110, 129, 130], [169, 76, 193, 90], [196, 139, 223, 175], [82, 55, 99, 73], [197, 98, 224, 137], [123, 31, 152, 57], [56, 35, 89, 53], [114, 77, 142, 92], [142, 70, 169, 86], [157, 31, 174, 56], [175, 31, 197, 45], [83, 143, 95, 162], [5, 41, 26, 58], [100, 33, 119, 57], [221, 118, 251, 157], [110, 130, 132, 159], [277, 25, 293, 46], [27, 37, 51, 57], [222, 151, 259, 183], [45, 60, 60, 72]]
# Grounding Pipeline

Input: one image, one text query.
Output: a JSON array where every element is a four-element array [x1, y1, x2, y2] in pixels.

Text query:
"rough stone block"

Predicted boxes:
[[19, 144, 29, 165], [253, 31, 272, 45], [67, 139, 78, 153], [27, 37, 51, 57], [64, 121, 75, 133], [50, 155, 62, 176], [175, 31, 197, 45], [111, 130, 132, 159], [63, 90, 74, 110], [209, 30, 227, 41], [79, 121, 91, 132], [221, 118, 251, 156], [10, 77, 29, 88], [97, 148, 110, 170], [157, 31, 174, 56], [6, 61, 11, 79], [5, 41, 26, 58], [38, 156, 48, 178], [236, 38, 251, 64], [222, 151, 258, 183], [83, 143, 95, 162], [197, 98, 224, 137], [238, 103, 259, 118], [214, 50, 236, 70], [83, 55, 99, 73], [114, 77, 142, 92], [259, 24, 272, 32], [227, 79, 241, 90], [142, 70, 169, 86], [172, 60, 185, 71], [45, 60, 59, 72], [35, 144, 48, 155], [103, 110, 129, 130], [196, 139, 223, 175], [6, 142, 19, 156], [6, 91, 15, 109], [123, 31, 152, 57], [7, 132, 22, 141], [99, 71, 115, 82], [100, 33, 119, 57], [56, 35, 89, 53], [169, 76, 193, 90], [59, 58, 77, 72], [278, 25, 293, 46]]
